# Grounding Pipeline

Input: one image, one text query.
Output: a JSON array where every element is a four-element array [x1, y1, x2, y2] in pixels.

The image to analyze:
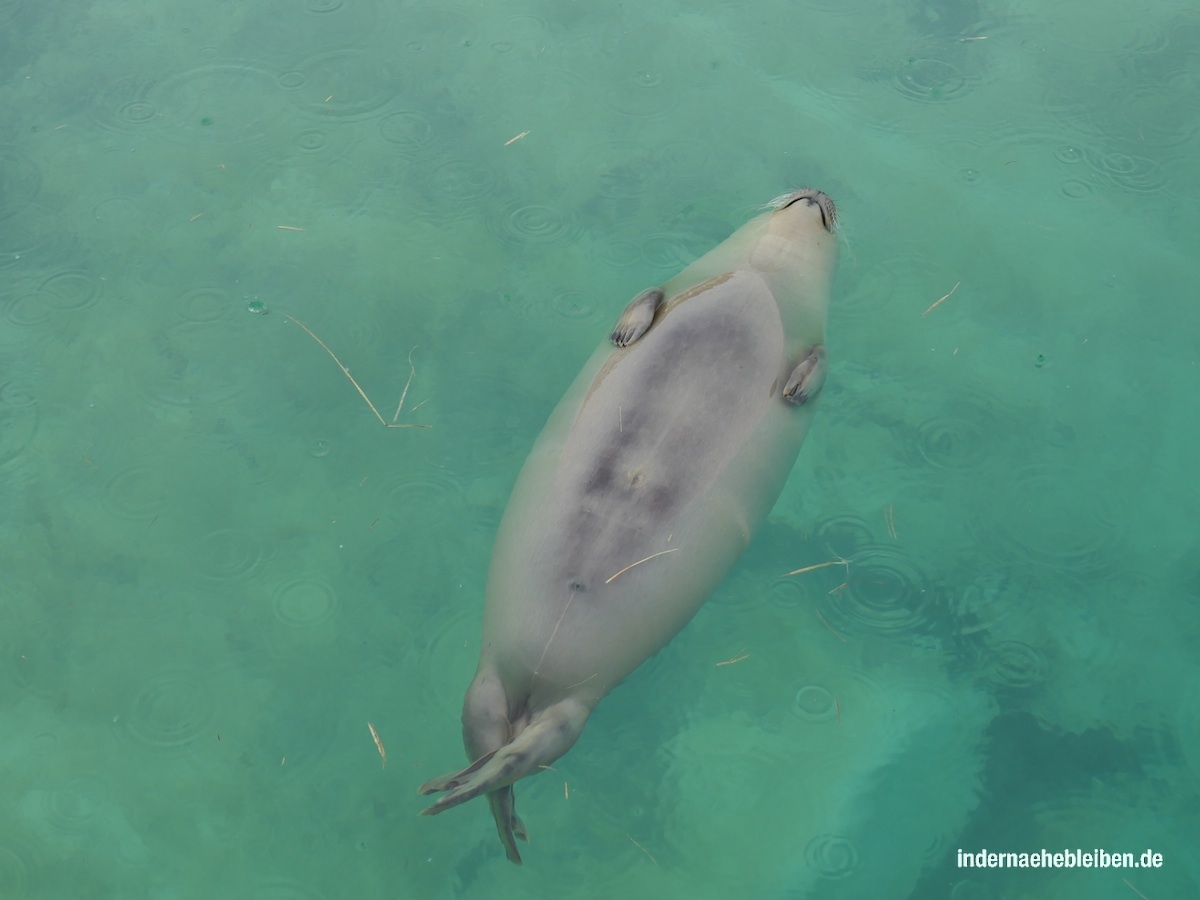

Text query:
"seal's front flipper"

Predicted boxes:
[[611, 288, 665, 347], [419, 697, 590, 820], [782, 345, 827, 405]]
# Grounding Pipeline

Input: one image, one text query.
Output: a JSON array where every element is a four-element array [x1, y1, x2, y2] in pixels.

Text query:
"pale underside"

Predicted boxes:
[[485, 269, 805, 704]]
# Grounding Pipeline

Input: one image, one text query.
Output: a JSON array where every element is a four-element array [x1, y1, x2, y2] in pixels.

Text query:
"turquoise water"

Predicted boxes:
[[2, 0, 1198, 897]]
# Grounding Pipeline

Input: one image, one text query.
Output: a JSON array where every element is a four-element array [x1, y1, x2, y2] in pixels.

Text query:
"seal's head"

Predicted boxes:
[[743, 187, 839, 313], [765, 188, 837, 233]]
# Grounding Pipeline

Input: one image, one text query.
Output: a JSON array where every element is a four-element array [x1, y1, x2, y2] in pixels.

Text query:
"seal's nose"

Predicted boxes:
[[769, 188, 837, 232]]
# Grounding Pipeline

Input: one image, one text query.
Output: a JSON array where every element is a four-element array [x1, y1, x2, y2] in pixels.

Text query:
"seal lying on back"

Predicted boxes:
[[419, 188, 839, 862]]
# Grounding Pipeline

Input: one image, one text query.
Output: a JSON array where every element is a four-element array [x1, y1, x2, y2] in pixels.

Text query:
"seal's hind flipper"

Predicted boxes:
[[488, 786, 528, 864], [418, 749, 497, 795], [420, 697, 590, 818], [782, 345, 827, 405], [420, 760, 527, 864], [611, 288, 665, 347]]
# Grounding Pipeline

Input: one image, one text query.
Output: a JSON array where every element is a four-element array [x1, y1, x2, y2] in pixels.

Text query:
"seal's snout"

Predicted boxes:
[[767, 188, 837, 232]]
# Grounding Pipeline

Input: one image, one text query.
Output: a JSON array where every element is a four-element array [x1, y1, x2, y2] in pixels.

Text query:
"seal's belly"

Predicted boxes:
[[489, 271, 790, 689], [552, 272, 783, 575]]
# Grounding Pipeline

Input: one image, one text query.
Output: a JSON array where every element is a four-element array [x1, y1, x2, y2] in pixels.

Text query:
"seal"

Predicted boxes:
[[419, 188, 839, 862]]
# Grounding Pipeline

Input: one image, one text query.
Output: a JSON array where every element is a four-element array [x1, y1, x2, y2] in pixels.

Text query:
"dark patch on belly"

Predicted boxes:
[[581, 402, 649, 497], [583, 454, 616, 494], [551, 505, 654, 597], [576, 307, 758, 520], [645, 482, 677, 516], [550, 292, 778, 597]]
